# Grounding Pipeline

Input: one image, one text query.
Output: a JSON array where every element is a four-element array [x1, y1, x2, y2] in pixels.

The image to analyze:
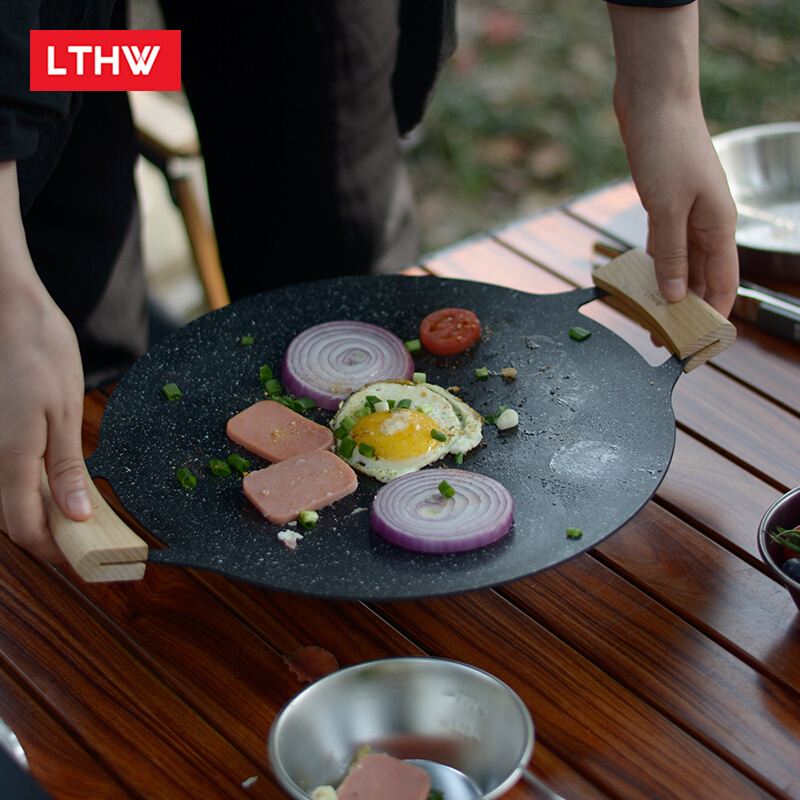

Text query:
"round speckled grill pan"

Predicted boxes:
[[85, 273, 686, 600]]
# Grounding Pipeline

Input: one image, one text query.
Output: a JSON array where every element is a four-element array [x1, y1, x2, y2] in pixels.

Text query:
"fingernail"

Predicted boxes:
[[662, 278, 686, 301], [66, 490, 92, 516]]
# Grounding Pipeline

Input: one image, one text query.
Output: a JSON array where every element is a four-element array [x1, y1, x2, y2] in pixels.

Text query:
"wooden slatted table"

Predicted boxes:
[[2, 179, 800, 800]]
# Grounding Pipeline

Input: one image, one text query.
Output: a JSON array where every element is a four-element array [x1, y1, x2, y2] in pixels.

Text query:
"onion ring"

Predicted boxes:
[[370, 469, 513, 553], [281, 321, 415, 410]]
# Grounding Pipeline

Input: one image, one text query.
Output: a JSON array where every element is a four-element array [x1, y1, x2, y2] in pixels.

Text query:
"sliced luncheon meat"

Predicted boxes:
[[243, 449, 358, 524], [336, 753, 431, 800], [226, 400, 335, 462]]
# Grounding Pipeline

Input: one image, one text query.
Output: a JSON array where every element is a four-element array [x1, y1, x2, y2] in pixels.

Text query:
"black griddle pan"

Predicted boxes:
[[47, 250, 735, 599]]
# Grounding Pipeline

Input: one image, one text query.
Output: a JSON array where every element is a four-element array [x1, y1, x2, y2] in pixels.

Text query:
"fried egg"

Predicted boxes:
[[330, 380, 483, 482]]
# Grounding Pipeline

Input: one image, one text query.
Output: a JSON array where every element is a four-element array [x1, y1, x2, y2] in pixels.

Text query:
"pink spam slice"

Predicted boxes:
[[337, 753, 431, 800], [226, 400, 335, 462], [242, 450, 357, 524]]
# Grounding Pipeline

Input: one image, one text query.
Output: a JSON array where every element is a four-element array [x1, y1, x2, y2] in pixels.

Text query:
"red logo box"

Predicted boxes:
[[30, 30, 181, 91]]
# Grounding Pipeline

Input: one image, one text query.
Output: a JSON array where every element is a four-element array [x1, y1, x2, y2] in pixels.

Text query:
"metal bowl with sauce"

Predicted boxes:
[[268, 657, 534, 799]]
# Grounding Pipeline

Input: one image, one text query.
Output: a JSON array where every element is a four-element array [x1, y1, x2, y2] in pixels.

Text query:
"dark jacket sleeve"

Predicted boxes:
[[0, 1, 116, 212], [0, 3, 77, 164], [604, 1, 695, 6]]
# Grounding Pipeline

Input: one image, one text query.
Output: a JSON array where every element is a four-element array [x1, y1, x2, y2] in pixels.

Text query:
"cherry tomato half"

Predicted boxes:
[[420, 308, 482, 355]]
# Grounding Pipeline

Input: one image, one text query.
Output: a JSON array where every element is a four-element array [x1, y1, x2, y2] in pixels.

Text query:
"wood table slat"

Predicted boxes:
[[501, 555, 800, 798], [0, 540, 278, 799], [594, 503, 800, 691]]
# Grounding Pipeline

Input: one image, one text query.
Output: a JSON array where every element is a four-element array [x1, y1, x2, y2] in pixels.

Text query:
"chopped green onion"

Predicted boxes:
[[417, 404, 433, 415], [299, 510, 319, 530], [566, 527, 583, 539], [296, 397, 315, 411], [226, 453, 250, 473], [333, 425, 348, 440], [405, 338, 422, 352], [338, 437, 357, 459], [259, 365, 273, 383], [176, 467, 196, 488], [475, 367, 489, 379], [431, 429, 448, 442], [263, 378, 282, 395], [209, 458, 231, 477], [413, 371, 426, 383], [358, 442, 376, 458], [387, 399, 396, 409], [569, 326, 592, 342], [373, 400, 390, 413], [396, 398, 412, 409], [341, 416, 356, 431], [239, 335, 254, 346], [454, 452, 464, 465], [438, 480, 455, 499], [365, 395, 382, 407], [162, 382, 182, 401]]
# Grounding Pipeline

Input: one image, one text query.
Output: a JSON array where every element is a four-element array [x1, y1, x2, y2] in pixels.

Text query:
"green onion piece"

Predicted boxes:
[[209, 458, 231, 477], [484, 404, 510, 425], [176, 467, 196, 488], [569, 326, 592, 342], [264, 378, 282, 395], [475, 367, 489, 379], [341, 416, 356, 431], [454, 452, 464, 465], [405, 338, 422, 352], [226, 453, 250, 473], [438, 480, 455, 499], [566, 527, 583, 539], [333, 425, 348, 440], [413, 371, 426, 383], [239, 335, 254, 346], [771, 527, 800, 553], [298, 510, 319, 530], [417, 404, 433, 415], [296, 397, 315, 411], [429, 791, 445, 800], [387, 399, 396, 409], [365, 395, 382, 407], [259, 365, 273, 383], [358, 442, 376, 458], [162, 382, 182, 401], [338, 437, 357, 459], [431, 429, 447, 442], [396, 398, 412, 409]]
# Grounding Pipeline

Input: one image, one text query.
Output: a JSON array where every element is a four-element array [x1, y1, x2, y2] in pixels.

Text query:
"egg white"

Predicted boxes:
[[330, 380, 483, 482]]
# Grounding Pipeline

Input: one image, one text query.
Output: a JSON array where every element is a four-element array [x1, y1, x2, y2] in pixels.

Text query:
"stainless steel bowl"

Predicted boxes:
[[268, 657, 535, 799], [757, 486, 800, 612], [713, 122, 800, 282]]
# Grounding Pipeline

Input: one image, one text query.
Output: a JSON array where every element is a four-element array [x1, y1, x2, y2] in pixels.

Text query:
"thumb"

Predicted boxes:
[[46, 449, 93, 523], [648, 221, 689, 303], [652, 247, 689, 303]]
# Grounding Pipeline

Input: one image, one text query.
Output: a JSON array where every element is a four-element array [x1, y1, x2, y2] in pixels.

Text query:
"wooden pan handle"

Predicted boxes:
[[592, 248, 736, 372], [41, 465, 148, 582]]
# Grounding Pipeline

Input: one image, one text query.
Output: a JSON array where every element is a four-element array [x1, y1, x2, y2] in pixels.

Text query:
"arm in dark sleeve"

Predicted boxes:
[[0, 3, 75, 164], [604, 1, 695, 6]]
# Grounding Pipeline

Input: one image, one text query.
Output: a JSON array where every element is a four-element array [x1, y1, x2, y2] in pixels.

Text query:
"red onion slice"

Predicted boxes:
[[370, 469, 513, 553], [281, 321, 415, 411]]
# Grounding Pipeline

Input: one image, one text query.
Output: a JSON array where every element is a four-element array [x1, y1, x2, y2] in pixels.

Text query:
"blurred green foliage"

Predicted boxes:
[[407, 0, 800, 252]]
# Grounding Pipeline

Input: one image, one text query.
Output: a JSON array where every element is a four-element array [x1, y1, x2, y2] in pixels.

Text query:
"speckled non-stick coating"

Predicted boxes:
[[86, 275, 683, 600]]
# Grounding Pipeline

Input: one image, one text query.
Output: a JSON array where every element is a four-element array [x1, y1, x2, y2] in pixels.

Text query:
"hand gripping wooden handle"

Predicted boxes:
[[592, 248, 736, 372], [41, 465, 148, 582]]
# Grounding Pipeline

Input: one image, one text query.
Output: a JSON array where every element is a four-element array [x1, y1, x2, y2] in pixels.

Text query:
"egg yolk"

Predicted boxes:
[[350, 408, 445, 460]]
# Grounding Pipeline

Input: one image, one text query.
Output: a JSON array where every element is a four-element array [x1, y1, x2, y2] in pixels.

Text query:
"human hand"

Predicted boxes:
[[0, 162, 91, 562], [607, 2, 739, 319]]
